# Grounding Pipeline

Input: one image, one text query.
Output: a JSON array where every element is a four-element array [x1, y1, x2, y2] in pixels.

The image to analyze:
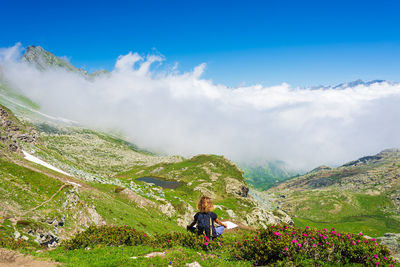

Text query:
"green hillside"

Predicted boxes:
[[268, 149, 400, 237]]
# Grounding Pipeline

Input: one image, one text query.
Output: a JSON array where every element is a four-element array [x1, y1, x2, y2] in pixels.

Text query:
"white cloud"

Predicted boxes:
[[1, 44, 400, 170]]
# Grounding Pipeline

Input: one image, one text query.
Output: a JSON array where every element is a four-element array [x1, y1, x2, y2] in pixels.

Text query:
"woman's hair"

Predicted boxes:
[[197, 196, 214, 213]]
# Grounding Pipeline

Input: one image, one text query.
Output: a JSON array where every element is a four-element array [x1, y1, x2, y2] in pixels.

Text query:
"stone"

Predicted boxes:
[[186, 261, 202, 267], [144, 252, 166, 258], [14, 231, 21, 239]]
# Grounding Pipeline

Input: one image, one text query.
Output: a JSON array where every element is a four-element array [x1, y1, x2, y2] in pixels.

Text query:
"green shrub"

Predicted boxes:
[[0, 236, 29, 249], [62, 225, 150, 250], [154, 232, 223, 251]]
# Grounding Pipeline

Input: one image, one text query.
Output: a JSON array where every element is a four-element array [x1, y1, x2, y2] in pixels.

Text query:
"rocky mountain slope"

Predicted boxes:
[[267, 149, 400, 250]]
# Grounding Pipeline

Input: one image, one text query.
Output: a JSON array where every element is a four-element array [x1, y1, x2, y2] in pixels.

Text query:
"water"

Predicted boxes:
[[136, 177, 181, 189]]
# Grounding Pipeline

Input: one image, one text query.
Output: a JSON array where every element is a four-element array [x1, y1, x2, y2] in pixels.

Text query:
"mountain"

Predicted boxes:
[[310, 79, 397, 90], [267, 149, 400, 238], [22, 45, 108, 77]]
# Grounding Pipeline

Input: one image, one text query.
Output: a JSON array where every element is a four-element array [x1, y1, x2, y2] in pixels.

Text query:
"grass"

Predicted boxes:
[[42, 245, 252, 267], [289, 190, 400, 236]]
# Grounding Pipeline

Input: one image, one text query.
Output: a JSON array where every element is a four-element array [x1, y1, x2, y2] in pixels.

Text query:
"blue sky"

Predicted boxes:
[[1, 0, 400, 87]]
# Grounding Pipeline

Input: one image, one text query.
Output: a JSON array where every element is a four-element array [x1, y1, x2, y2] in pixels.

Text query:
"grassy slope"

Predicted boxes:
[[270, 151, 400, 237], [117, 154, 255, 219]]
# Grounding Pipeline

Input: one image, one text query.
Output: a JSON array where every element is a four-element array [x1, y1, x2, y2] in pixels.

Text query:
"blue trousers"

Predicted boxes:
[[189, 226, 225, 237]]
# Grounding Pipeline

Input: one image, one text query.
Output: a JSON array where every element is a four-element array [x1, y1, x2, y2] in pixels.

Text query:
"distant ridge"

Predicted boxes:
[[21, 45, 108, 77]]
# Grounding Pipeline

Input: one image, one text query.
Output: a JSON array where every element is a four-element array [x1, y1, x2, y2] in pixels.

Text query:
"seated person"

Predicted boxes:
[[187, 196, 227, 239]]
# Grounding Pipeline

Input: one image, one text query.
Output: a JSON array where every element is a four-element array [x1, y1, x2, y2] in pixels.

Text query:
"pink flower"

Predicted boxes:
[[384, 257, 387, 260], [375, 262, 380, 266], [312, 237, 315, 240], [303, 233, 308, 237], [305, 226, 310, 229], [374, 242, 378, 246], [374, 254, 378, 259], [205, 236, 209, 242], [323, 236, 327, 239], [326, 242, 329, 245], [292, 239, 298, 243], [357, 240, 360, 243], [323, 228, 327, 231], [284, 247, 288, 251], [359, 232, 363, 236], [332, 227, 335, 230], [297, 243, 302, 247], [204, 242, 208, 246], [371, 238, 376, 241], [312, 244, 317, 247]]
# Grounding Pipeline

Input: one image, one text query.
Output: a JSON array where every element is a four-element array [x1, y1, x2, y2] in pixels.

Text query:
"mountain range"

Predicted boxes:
[[0, 45, 399, 264]]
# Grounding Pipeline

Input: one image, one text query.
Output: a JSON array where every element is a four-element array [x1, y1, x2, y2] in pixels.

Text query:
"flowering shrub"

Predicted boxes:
[[230, 224, 397, 266], [62, 225, 150, 250], [61, 224, 398, 266], [154, 232, 223, 251]]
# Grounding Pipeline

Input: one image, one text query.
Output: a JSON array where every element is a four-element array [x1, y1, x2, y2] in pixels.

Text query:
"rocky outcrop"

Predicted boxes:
[[225, 177, 249, 197], [0, 105, 37, 153], [377, 233, 400, 260], [194, 183, 216, 199], [245, 208, 293, 228]]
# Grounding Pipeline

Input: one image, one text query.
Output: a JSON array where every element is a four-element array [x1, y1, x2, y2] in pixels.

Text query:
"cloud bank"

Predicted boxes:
[[1, 43, 400, 170]]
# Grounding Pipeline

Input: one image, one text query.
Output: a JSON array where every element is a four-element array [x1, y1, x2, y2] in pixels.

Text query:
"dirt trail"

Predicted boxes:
[[0, 248, 57, 267], [22, 184, 68, 215]]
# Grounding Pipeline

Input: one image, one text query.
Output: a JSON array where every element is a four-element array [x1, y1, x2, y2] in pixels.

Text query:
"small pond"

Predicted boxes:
[[136, 177, 181, 189]]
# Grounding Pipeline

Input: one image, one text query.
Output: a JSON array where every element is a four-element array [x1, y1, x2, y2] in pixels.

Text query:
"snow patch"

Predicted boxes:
[[22, 150, 71, 176]]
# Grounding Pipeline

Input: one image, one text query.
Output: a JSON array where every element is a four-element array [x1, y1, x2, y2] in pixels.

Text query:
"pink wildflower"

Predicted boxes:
[[359, 232, 363, 236], [323, 228, 327, 231], [374, 254, 378, 259], [297, 243, 302, 247], [375, 262, 380, 266], [312, 244, 317, 247], [204, 242, 208, 246], [371, 238, 376, 241], [205, 236, 209, 242], [292, 239, 298, 243], [284, 247, 288, 251], [305, 226, 310, 229]]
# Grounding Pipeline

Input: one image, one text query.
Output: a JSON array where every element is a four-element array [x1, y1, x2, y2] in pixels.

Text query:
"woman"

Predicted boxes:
[[186, 196, 227, 239]]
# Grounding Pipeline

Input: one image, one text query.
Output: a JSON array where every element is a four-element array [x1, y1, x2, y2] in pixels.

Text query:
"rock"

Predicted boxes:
[[246, 208, 293, 228], [177, 203, 195, 227], [151, 166, 164, 174], [186, 261, 202, 267], [225, 177, 249, 197], [226, 209, 236, 219], [144, 251, 166, 258], [14, 231, 21, 239], [159, 202, 175, 217], [87, 206, 106, 226], [194, 183, 215, 199], [121, 189, 156, 208], [377, 233, 400, 260]]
